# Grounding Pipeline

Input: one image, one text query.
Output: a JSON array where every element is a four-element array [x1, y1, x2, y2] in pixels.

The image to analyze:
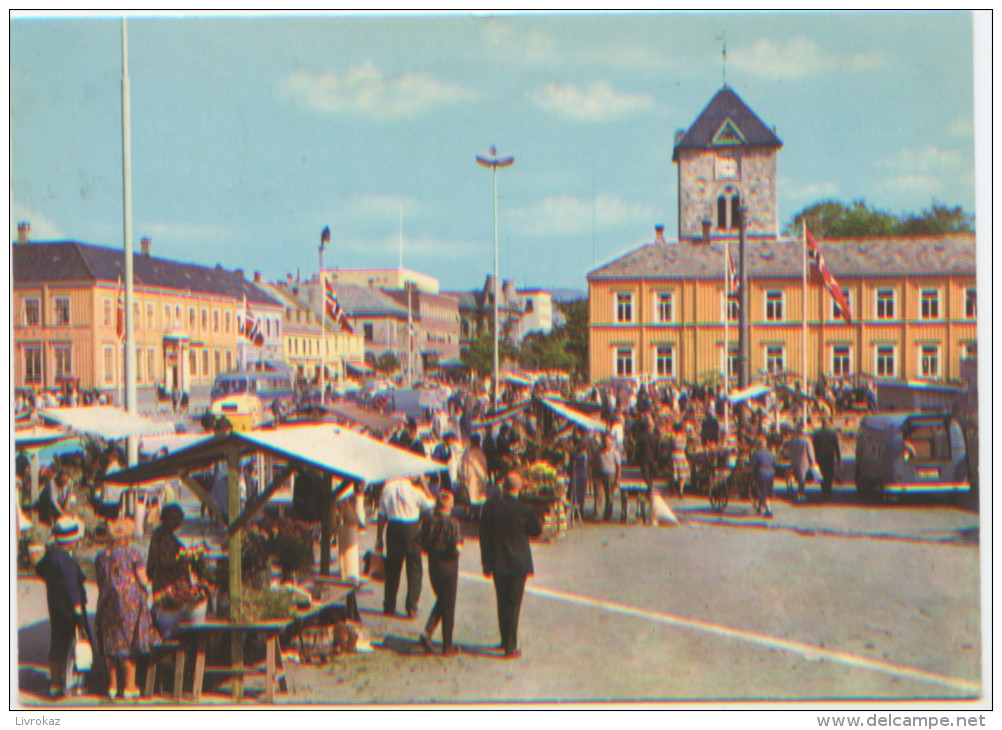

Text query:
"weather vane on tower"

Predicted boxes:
[[716, 32, 727, 87]]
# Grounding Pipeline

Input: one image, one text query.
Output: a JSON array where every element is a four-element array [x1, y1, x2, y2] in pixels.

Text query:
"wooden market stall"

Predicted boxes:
[[102, 422, 444, 702]]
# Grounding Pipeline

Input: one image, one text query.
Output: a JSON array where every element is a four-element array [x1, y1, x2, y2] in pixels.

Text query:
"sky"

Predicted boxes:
[[9, 11, 982, 292]]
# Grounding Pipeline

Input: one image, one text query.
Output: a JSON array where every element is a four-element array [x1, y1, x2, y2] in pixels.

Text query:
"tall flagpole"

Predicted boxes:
[[319, 227, 329, 406], [723, 238, 730, 441], [802, 219, 808, 423]]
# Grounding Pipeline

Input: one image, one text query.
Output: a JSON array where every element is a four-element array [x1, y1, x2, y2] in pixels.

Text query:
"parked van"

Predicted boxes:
[[854, 413, 970, 501]]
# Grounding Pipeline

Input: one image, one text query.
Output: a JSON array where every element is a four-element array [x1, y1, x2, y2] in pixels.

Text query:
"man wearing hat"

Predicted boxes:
[[35, 516, 90, 699], [479, 470, 542, 659]]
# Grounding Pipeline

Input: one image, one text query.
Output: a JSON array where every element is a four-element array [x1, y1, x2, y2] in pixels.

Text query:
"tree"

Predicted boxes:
[[784, 199, 897, 238], [460, 319, 518, 378], [558, 299, 589, 382], [896, 202, 974, 235], [785, 198, 974, 238], [372, 351, 400, 375]]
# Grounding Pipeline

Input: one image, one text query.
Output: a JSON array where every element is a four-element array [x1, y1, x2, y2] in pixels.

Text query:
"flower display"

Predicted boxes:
[[519, 460, 563, 499]]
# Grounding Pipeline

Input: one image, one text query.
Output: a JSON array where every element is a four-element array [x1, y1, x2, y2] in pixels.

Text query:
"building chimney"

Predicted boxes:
[[16, 221, 30, 244], [235, 268, 244, 279], [655, 225, 666, 245], [254, 271, 262, 284], [502, 279, 517, 303], [140, 236, 152, 256], [286, 274, 294, 286], [701, 219, 712, 243]]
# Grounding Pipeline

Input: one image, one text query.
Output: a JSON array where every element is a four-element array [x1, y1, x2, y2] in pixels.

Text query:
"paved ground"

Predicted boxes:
[[16, 482, 983, 708]]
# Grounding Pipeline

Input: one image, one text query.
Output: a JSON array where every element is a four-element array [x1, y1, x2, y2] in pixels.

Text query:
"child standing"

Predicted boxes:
[[416, 490, 463, 656]]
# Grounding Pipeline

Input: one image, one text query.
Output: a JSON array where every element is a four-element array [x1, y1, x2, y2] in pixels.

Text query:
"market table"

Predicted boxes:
[[184, 619, 289, 704]]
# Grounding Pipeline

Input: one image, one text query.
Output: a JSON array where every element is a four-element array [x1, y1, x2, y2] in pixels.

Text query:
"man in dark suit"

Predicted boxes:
[[479, 471, 542, 659], [812, 417, 842, 501]]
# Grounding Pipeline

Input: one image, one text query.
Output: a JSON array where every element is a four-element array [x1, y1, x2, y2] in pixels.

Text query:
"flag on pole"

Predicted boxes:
[[324, 278, 353, 333], [320, 226, 331, 250], [239, 295, 265, 347], [727, 247, 739, 298], [115, 277, 125, 340], [806, 227, 852, 324]]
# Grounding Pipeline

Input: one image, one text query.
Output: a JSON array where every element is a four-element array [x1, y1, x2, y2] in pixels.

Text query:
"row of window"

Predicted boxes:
[[22, 343, 235, 386], [612, 287, 977, 325], [611, 341, 971, 380], [21, 295, 282, 338]]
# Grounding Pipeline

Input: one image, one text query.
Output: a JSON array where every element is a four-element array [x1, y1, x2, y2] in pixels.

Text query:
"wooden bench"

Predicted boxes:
[[142, 639, 185, 701]]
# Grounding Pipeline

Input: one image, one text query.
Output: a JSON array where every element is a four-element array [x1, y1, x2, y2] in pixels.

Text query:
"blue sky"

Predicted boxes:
[[10, 11, 980, 291]]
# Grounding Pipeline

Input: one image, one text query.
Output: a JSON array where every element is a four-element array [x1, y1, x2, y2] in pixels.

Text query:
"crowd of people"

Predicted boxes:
[[21, 371, 853, 700]]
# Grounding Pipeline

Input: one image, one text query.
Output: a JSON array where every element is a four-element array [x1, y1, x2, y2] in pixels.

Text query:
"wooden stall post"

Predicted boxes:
[[227, 443, 243, 621], [227, 443, 245, 701]]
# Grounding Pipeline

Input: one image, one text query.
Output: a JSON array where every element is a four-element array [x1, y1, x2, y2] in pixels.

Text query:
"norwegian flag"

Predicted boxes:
[[239, 296, 265, 347], [806, 227, 852, 324], [726, 247, 739, 299], [324, 277, 353, 333], [115, 277, 125, 340]]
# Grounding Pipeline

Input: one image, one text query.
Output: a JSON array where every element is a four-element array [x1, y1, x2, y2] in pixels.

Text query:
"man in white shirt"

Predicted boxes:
[[376, 478, 434, 617]]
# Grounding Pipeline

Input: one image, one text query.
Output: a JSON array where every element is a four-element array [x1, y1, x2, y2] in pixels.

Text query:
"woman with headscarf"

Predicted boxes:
[[95, 514, 160, 700], [35, 516, 90, 699]]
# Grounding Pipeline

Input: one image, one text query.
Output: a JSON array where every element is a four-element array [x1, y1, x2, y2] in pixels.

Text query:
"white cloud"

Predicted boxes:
[[876, 174, 941, 198], [879, 146, 963, 173], [278, 61, 475, 120], [532, 81, 654, 121], [11, 203, 65, 240], [484, 21, 558, 65], [511, 194, 655, 236], [730, 36, 886, 80], [949, 117, 974, 137]]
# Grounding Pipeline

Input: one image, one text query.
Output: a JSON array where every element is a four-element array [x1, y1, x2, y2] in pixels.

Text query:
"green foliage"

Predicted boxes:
[[556, 299, 589, 382], [785, 199, 974, 238], [460, 319, 519, 377], [240, 587, 297, 622], [372, 351, 400, 375]]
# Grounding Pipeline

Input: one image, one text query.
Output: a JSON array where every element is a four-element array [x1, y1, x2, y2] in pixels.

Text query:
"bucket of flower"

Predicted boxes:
[[517, 461, 567, 541]]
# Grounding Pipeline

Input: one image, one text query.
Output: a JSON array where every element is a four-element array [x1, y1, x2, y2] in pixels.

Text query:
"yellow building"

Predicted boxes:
[[587, 232, 976, 387], [12, 237, 283, 398], [266, 281, 365, 383], [588, 85, 977, 389]]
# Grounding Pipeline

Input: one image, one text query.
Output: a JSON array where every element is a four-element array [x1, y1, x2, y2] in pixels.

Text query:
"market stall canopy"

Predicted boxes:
[[727, 383, 772, 405], [541, 397, 606, 432], [39, 406, 178, 441], [323, 402, 402, 435], [14, 424, 73, 449], [102, 423, 444, 487], [138, 432, 212, 457]]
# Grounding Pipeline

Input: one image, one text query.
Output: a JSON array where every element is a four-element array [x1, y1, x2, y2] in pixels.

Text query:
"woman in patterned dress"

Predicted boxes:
[[95, 515, 159, 700]]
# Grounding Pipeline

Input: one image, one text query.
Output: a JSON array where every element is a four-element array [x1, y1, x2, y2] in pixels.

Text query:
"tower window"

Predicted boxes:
[[730, 194, 741, 230], [717, 196, 727, 230]]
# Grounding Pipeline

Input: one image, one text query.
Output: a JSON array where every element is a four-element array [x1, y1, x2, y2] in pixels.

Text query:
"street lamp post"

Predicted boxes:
[[476, 146, 514, 411]]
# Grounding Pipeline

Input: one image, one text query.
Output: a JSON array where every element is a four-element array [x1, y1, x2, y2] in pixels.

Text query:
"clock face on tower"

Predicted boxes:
[[715, 156, 738, 180]]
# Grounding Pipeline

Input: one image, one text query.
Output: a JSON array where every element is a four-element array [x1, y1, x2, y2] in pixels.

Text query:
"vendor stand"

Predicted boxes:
[[103, 422, 443, 703]]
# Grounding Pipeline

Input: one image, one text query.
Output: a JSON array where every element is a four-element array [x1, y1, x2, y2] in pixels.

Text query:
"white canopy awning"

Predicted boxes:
[[40, 406, 178, 441], [104, 422, 444, 487], [138, 432, 212, 456], [14, 424, 73, 449], [541, 397, 606, 432]]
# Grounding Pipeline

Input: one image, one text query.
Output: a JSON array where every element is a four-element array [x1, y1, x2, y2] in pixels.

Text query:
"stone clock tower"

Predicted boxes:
[[672, 86, 782, 242]]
